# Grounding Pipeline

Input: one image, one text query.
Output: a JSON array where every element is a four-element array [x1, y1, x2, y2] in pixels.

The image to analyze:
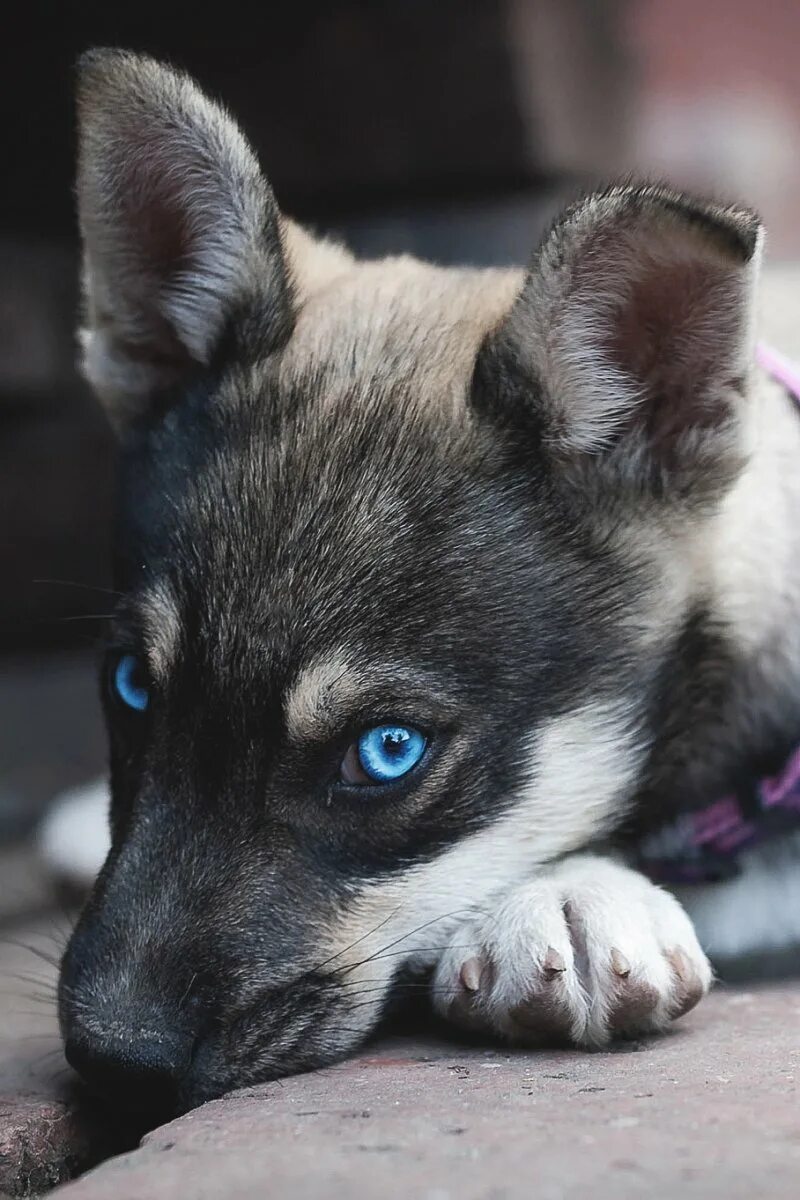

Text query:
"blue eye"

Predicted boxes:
[[340, 724, 427, 785], [113, 654, 149, 712]]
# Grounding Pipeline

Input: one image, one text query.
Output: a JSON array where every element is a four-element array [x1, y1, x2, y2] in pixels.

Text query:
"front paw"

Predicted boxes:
[[433, 856, 712, 1048]]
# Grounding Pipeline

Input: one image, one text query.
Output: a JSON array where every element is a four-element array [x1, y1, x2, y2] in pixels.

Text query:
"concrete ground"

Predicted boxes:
[[1, 852, 798, 1199], [52, 986, 800, 1200]]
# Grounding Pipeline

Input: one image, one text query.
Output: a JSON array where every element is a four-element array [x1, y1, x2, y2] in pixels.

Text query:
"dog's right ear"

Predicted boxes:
[[76, 50, 293, 428], [473, 183, 762, 503]]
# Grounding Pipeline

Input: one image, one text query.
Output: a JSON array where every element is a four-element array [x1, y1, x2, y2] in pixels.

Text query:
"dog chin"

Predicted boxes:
[[177, 1020, 370, 1112]]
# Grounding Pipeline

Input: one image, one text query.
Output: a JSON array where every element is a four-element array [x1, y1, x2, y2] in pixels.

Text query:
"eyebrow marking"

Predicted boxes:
[[284, 650, 362, 742], [284, 650, 451, 743], [137, 581, 182, 680]]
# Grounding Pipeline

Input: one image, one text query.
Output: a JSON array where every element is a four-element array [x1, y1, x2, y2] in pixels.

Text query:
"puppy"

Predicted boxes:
[[57, 49, 800, 1117]]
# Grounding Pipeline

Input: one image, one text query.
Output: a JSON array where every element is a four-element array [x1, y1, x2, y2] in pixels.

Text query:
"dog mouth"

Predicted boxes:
[[185, 984, 383, 1108]]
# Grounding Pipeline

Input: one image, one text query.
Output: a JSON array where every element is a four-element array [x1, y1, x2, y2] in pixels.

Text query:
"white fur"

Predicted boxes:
[[677, 833, 800, 960], [322, 701, 644, 1027], [38, 778, 110, 887], [433, 855, 712, 1046], [710, 374, 800, 659]]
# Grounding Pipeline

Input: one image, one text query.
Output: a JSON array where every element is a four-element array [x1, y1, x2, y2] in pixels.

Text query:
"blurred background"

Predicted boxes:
[[1, 0, 800, 894]]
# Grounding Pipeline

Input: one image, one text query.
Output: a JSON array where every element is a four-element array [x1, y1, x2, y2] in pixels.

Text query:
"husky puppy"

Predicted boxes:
[[57, 50, 800, 1116]]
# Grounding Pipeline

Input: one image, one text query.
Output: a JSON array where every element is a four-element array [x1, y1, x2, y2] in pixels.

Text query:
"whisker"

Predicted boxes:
[[49, 1067, 74, 1082], [5, 964, 59, 984], [40, 613, 116, 624], [3, 967, 58, 989], [31, 920, 73, 949], [29, 1046, 66, 1071], [5, 1007, 60, 1019], [0, 992, 57, 1008], [1, 938, 62, 969], [337, 942, 475, 976], [333, 909, 479, 980], [352, 988, 463, 1010], [339, 983, 463, 1004], [309, 907, 402, 977], [179, 972, 198, 1009], [0, 975, 58, 996], [31, 578, 121, 597], [335, 941, 483, 986]]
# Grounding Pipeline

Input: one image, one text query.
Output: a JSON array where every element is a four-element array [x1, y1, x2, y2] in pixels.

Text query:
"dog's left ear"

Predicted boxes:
[[76, 50, 293, 428], [474, 184, 763, 497]]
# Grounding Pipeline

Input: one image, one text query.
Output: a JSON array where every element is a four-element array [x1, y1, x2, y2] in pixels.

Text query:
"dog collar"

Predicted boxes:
[[755, 341, 800, 398], [638, 744, 800, 883], [638, 343, 800, 884]]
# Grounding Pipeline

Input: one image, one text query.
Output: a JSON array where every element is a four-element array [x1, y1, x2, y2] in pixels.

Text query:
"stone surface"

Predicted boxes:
[[1, 898, 799, 1197], [0, 1095, 109, 1198], [1, 894, 799, 1199], [45, 984, 800, 1200]]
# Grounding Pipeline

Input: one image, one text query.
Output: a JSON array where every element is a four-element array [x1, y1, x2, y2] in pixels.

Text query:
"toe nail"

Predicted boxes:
[[542, 946, 567, 975], [667, 948, 690, 982], [459, 956, 484, 992], [611, 948, 631, 977]]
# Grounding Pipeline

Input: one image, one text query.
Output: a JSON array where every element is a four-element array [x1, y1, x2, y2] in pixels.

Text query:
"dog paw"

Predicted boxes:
[[433, 855, 712, 1047]]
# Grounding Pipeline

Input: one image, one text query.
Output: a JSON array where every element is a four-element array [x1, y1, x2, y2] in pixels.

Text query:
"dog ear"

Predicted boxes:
[[474, 184, 763, 498], [76, 50, 293, 428]]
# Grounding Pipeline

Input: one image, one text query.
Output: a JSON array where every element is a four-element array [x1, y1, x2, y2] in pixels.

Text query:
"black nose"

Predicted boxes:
[[64, 1024, 195, 1115]]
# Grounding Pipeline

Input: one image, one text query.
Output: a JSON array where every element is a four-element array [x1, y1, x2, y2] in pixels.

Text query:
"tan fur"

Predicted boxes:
[[138, 583, 182, 681], [612, 358, 800, 697], [284, 650, 360, 743], [282, 219, 354, 301], [296, 266, 800, 1011], [285, 654, 453, 744], [279, 250, 523, 412], [710, 373, 800, 656]]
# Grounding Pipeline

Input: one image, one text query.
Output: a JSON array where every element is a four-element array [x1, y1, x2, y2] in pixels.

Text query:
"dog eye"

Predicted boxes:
[[112, 654, 150, 712], [340, 725, 427, 785]]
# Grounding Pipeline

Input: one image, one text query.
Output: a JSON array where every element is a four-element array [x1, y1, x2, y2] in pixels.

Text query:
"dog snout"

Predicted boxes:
[[59, 912, 212, 1114], [63, 1018, 195, 1115]]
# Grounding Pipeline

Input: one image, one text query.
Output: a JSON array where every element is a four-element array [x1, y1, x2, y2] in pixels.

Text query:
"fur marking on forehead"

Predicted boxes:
[[279, 254, 523, 411], [284, 651, 361, 742], [136, 582, 182, 680], [284, 651, 455, 744]]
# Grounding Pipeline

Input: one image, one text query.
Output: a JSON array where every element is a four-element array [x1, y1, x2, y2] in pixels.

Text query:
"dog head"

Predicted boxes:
[[60, 50, 763, 1116]]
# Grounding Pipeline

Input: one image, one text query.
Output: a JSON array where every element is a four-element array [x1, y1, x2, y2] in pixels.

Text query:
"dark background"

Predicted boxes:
[[1, 0, 799, 842], [0, 0, 626, 654]]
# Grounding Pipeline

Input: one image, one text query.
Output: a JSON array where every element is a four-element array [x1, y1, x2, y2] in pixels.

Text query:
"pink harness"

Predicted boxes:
[[756, 342, 800, 399], [638, 344, 800, 884]]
